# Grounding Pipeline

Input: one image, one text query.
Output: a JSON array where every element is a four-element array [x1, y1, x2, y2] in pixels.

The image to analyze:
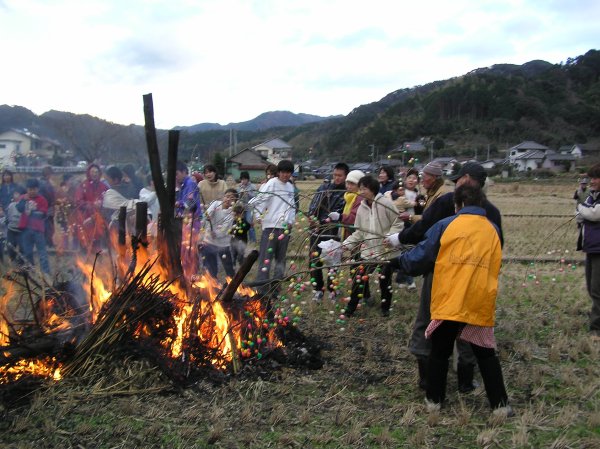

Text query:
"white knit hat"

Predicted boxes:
[[346, 170, 366, 185]]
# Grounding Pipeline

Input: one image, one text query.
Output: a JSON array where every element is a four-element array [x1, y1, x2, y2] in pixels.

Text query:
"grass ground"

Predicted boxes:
[[1, 179, 599, 448]]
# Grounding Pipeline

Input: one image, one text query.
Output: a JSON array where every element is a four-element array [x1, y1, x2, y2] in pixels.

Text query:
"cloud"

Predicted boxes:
[[308, 27, 388, 48], [0, 0, 598, 128]]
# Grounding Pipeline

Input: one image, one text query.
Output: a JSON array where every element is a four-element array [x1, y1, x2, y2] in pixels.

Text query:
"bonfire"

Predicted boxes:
[[0, 95, 321, 405]]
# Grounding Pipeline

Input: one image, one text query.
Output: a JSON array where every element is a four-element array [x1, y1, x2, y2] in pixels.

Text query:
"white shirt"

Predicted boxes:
[[249, 177, 296, 229]]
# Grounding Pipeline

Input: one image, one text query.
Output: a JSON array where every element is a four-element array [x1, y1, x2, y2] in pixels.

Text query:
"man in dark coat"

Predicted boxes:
[[307, 162, 349, 301]]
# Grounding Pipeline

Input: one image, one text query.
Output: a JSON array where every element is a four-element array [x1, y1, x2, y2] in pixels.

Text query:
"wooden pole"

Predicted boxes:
[[118, 206, 127, 247], [143, 94, 168, 216], [143, 93, 183, 280], [135, 202, 148, 246], [219, 250, 259, 303]]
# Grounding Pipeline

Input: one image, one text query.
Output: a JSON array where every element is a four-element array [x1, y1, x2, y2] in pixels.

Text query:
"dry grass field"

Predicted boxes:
[[0, 179, 598, 449]]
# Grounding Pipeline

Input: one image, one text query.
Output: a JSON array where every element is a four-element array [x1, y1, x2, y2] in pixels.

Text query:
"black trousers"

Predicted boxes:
[[309, 234, 337, 293], [345, 260, 393, 315], [427, 320, 508, 409]]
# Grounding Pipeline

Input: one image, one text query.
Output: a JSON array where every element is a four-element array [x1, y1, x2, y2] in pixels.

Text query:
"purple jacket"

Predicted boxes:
[[578, 190, 600, 254], [175, 176, 202, 219]]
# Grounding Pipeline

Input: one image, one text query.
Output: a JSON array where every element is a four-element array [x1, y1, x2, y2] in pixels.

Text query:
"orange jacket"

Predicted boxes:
[[399, 206, 502, 326]]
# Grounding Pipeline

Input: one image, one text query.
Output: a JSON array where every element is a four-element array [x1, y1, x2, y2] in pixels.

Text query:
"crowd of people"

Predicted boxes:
[[2, 158, 598, 417]]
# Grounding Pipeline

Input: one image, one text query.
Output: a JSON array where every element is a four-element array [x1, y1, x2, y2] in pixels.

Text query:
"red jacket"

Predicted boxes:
[[17, 193, 48, 233]]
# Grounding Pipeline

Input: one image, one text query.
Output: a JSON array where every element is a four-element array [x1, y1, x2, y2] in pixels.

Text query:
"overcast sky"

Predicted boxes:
[[1, 0, 598, 129]]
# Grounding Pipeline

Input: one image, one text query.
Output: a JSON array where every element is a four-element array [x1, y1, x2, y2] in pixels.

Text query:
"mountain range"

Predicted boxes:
[[1, 49, 599, 165], [174, 110, 341, 133]]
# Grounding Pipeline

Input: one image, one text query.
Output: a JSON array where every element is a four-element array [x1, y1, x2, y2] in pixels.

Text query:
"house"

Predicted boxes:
[[252, 138, 292, 165], [560, 143, 600, 160], [542, 153, 576, 172], [508, 141, 549, 164], [512, 150, 546, 172], [0, 128, 61, 168], [225, 148, 269, 181]]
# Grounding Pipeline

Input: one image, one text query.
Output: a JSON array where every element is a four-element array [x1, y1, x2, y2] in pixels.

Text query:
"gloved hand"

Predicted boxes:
[[384, 233, 401, 248], [328, 211, 340, 221]]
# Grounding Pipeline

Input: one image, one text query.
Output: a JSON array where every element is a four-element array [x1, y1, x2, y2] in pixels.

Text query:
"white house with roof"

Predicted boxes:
[[0, 128, 61, 168], [252, 138, 292, 165], [508, 141, 549, 164], [512, 150, 546, 171], [559, 143, 600, 160]]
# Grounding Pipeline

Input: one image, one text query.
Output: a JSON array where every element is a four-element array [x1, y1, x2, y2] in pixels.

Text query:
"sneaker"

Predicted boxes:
[[407, 282, 417, 291], [492, 405, 514, 418], [424, 399, 441, 412], [381, 309, 390, 317], [328, 291, 337, 302], [312, 291, 324, 302], [397, 283, 407, 289]]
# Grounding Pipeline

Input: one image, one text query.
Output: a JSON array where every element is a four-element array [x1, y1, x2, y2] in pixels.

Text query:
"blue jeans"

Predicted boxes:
[[200, 243, 235, 279], [255, 228, 290, 295], [21, 228, 50, 274], [245, 210, 256, 242], [6, 229, 23, 264], [396, 271, 414, 285]]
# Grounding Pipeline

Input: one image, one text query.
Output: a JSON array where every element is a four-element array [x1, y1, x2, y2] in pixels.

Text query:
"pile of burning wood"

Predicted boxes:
[[0, 221, 321, 407]]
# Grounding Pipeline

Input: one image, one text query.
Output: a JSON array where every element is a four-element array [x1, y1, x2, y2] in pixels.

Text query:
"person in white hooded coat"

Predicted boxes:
[[342, 175, 403, 317]]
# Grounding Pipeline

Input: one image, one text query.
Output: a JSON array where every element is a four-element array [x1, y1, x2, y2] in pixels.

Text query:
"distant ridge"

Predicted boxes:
[[175, 110, 341, 133]]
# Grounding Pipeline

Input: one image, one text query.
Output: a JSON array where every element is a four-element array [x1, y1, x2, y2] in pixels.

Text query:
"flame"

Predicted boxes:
[[0, 282, 16, 346], [1, 219, 287, 384], [0, 357, 62, 384]]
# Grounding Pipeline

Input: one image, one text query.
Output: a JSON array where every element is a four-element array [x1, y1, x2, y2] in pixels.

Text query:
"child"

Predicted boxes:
[[5, 190, 24, 264], [199, 188, 238, 279], [17, 178, 50, 275], [249, 160, 296, 295], [385, 181, 417, 290], [390, 183, 510, 414], [236, 171, 257, 242], [230, 202, 251, 268]]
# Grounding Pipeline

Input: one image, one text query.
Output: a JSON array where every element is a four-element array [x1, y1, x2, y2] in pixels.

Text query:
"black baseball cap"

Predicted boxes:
[[447, 162, 487, 185]]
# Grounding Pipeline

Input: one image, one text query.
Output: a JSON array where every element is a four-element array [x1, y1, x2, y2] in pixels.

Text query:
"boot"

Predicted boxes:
[[457, 363, 477, 393], [417, 358, 428, 390], [426, 357, 449, 405], [477, 356, 509, 409], [345, 296, 359, 317]]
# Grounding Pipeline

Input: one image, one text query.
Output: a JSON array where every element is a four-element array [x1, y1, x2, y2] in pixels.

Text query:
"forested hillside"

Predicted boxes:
[[281, 50, 600, 161]]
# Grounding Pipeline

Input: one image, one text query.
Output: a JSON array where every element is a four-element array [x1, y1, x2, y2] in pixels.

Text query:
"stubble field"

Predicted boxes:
[[0, 179, 598, 449]]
